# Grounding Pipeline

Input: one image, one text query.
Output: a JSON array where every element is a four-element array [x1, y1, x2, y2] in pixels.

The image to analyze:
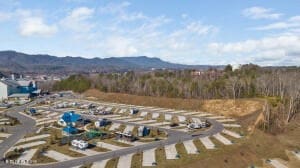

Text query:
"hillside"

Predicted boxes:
[[0, 50, 222, 73]]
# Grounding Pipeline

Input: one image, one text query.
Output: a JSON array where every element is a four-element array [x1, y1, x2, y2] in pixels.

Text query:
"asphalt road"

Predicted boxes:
[[0, 97, 224, 168]]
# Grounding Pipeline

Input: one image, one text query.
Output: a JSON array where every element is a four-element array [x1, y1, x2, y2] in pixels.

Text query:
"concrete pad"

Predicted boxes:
[[0, 121, 10, 125], [268, 159, 288, 168], [122, 118, 143, 122], [97, 142, 124, 151], [36, 119, 56, 126], [11, 141, 46, 151], [194, 113, 213, 117], [117, 153, 134, 168], [69, 148, 100, 156], [91, 159, 109, 168], [165, 144, 178, 159], [135, 120, 156, 124], [47, 112, 58, 117], [222, 129, 242, 138], [223, 124, 241, 128], [170, 110, 186, 114], [116, 140, 143, 146], [0, 133, 11, 138], [43, 150, 74, 161], [123, 125, 135, 133], [199, 137, 215, 149], [152, 113, 160, 119], [147, 122, 171, 126], [213, 133, 233, 145], [183, 112, 199, 115], [0, 118, 9, 121], [142, 148, 156, 166], [18, 134, 50, 143], [109, 123, 120, 131], [183, 140, 198, 154], [100, 115, 121, 119], [216, 119, 236, 123], [35, 118, 50, 123], [16, 148, 37, 165], [140, 111, 148, 117], [113, 117, 132, 120], [207, 116, 226, 119], [164, 114, 172, 121], [36, 126, 44, 134], [119, 109, 127, 114], [178, 116, 186, 122]]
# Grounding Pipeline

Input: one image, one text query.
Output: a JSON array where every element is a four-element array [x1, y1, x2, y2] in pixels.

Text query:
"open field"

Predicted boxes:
[[84, 89, 263, 117]]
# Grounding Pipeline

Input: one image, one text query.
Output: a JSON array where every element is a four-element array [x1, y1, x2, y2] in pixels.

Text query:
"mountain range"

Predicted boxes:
[[0, 50, 223, 74]]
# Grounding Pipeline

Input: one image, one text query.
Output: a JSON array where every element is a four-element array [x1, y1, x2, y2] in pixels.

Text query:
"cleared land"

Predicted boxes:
[[84, 89, 263, 117]]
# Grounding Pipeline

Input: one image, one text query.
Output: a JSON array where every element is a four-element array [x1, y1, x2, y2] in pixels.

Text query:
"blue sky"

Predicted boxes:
[[0, 0, 300, 66]]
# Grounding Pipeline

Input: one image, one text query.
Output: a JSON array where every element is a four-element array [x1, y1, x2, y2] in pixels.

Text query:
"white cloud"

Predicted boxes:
[[19, 17, 57, 37], [243, 6, 283, 19], [0, 12, 11, 21], [254, 15, 300, 31], [61, 7, 95, 32], [207, 35, 300, 65]]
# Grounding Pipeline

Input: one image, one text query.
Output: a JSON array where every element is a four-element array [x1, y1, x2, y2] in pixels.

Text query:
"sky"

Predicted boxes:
[[0, 0, 300, 66]]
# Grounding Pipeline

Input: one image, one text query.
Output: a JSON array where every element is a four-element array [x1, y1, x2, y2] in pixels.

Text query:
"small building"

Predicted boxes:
[[130, 108, 139, 115], [95, 119, 110, 127], [138, 126, 150, 137], [60, 111, 81, 136]]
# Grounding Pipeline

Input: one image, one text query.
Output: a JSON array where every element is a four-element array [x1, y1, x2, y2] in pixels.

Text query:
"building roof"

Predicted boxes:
[[0, 79, 34, 87], [0, 80, 19, 87], [8, 93, 30, 98], [61, 111, 81, 122]]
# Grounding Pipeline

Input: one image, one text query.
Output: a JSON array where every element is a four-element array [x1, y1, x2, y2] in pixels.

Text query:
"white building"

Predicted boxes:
[[0, 76, 38, 100]]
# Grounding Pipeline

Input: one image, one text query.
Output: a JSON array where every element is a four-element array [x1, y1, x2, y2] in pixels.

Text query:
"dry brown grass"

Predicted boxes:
[[84, 89, 263, 117]]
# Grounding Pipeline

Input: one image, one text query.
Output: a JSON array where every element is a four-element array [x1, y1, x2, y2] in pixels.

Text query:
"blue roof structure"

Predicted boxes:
[[61, 111, 81, 123], [63, 126, 78, 134]]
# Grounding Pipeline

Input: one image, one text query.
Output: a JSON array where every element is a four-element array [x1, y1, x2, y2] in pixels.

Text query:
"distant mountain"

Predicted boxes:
[[0, 50, 223, 74]]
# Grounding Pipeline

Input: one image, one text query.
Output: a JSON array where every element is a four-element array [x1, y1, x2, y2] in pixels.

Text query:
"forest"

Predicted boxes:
[[53, 64, 300, 133]]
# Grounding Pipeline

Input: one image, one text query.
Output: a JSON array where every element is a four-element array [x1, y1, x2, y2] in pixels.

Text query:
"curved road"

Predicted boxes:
[[0, 99, 224, 168]]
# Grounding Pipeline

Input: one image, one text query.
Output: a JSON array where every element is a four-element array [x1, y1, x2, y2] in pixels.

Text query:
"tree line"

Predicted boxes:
[[53, 64, 300, 132]]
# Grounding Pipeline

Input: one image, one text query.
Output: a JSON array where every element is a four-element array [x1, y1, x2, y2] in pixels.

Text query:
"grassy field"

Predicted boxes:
[[84, 89, 263, 117]]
